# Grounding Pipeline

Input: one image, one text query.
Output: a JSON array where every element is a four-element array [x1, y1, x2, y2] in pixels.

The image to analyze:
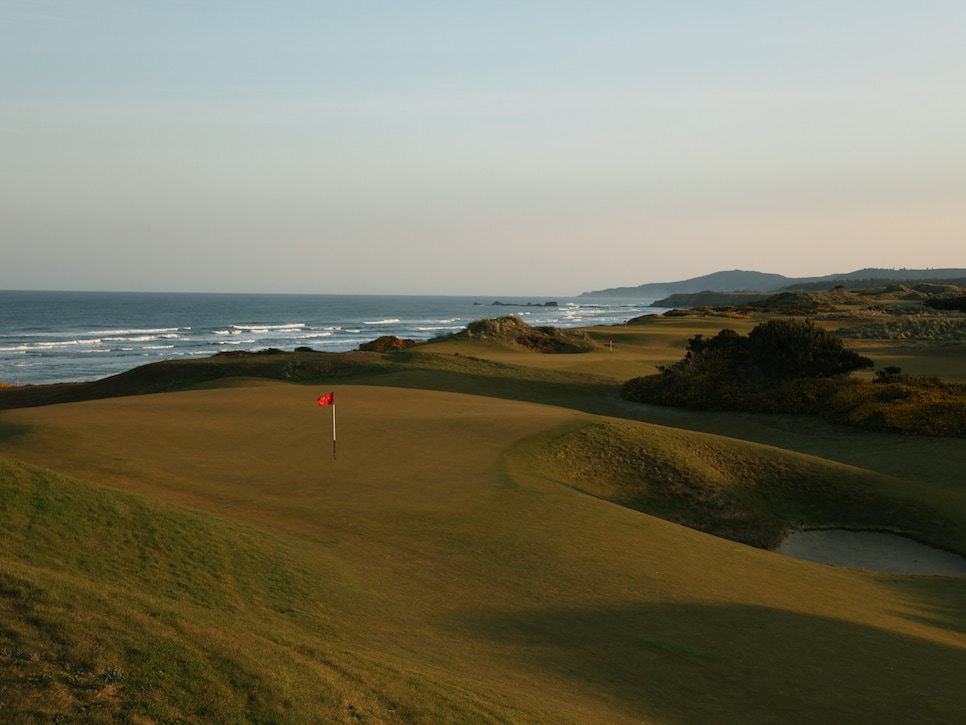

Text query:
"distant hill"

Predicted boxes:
[[580, 268, 966, 299]]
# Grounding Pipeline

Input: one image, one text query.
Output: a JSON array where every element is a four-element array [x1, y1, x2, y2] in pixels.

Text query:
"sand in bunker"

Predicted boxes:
[[777, 529, 966, 576]]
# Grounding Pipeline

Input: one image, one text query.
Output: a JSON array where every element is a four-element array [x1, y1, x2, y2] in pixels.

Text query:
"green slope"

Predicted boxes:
[[1, 340, 965, 723]]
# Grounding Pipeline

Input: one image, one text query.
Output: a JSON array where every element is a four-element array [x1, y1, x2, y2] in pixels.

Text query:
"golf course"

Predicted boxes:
[[2, 302, 966, 723]]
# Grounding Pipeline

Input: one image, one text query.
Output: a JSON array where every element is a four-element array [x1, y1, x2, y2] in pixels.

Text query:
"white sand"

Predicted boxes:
[[777, 529, 966, 576]]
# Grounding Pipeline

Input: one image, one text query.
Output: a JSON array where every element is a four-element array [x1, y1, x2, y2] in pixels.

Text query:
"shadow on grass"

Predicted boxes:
[[885, 577, 966, 637], [0, 349, 623, 415], [354, 366, 621, 414], [0, 421, 30, 444], [458, 602, 966, 725]]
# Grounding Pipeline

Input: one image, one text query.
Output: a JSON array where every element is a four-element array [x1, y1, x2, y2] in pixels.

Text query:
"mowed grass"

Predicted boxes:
[[1, 335, 966, 722]]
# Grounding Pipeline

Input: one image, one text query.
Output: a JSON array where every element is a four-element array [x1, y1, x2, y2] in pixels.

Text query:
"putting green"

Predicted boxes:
[[3, 380, 966, 724]]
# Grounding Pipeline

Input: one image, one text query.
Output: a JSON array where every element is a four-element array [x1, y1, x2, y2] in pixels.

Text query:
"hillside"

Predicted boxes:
[[640, 282, 966, 315], [581, 267, 966, 299], [580, 269, 804, 298]]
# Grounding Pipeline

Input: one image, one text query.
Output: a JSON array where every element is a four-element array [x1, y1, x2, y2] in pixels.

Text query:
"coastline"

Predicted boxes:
[[0, 290, 664, 386]]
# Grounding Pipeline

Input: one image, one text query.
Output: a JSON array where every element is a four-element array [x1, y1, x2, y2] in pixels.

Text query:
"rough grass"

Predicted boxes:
[[0, 349, 390, 410], [844, 316, 966, 341], [529, 419, 966, 552], [0, 345, 620, 413], [436, 314, 599, 352], [623, 365, 966, 438]]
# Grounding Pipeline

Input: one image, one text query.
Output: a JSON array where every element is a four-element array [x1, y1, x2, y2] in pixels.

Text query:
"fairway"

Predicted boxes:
[[3, 374, 966, 723]]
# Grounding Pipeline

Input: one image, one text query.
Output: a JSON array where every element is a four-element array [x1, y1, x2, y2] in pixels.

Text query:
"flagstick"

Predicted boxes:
[[317, 393, 337, 460]]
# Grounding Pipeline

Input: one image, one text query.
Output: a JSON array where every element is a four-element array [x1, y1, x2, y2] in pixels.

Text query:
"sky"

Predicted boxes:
[[2, 1, 965, 296]]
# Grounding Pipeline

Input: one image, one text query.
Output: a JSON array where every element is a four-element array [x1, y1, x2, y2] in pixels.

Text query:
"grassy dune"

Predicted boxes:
[[2, 325, 966, 723], [527, 418, 966, 551]]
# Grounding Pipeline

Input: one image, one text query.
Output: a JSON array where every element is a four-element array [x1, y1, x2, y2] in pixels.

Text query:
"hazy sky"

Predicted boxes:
[[3, 1, 964, 295]]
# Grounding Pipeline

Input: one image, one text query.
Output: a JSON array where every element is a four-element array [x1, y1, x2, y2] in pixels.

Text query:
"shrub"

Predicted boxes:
[[653, 319, 871, 386], [925, 295, 966, 312], [746, 319, 873, 379], [620, 319, 966, 437]]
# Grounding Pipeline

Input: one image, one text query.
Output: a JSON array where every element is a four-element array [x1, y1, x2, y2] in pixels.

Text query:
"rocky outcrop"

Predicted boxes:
[[448, 316, 598, 353], [358, 335, 421, 352]]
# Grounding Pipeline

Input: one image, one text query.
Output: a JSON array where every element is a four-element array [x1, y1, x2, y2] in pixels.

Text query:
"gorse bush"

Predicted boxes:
[[659, 318, 872, 382], [623, 318, 966, 437], [925, 295, 966, 312], [746, 319, 874, 378]]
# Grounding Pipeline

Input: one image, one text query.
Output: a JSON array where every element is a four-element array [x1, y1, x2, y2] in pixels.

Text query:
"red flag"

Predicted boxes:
[[317, 392, 335, 406]]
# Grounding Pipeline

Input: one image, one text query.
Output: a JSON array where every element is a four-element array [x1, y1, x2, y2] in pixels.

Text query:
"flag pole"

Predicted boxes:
[[331, 402, 337, 460], [317, 392, 337, 460]]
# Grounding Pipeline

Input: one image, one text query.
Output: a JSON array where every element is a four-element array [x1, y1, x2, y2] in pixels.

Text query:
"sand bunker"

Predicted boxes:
[[777, 529, 966, 576]]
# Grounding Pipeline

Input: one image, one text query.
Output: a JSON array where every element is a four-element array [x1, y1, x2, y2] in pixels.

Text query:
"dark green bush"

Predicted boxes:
[[621, 319, 966, 437], [666, 319, 872, 384], [746, 319, 873, 378], [925, 295, 966, 311]]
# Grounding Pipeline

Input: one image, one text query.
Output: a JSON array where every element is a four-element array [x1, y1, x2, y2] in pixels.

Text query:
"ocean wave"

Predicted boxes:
[[229, 323, 306, 332], [2, 293, 667, 386], [4, 339, 103, 350], [11, 327, 181, 338], [299, 337, 346, 348], [103, 334, 181, 343], [93, 327, 181, 336]]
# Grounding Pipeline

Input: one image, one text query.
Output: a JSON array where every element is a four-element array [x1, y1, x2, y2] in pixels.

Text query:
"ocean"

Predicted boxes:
[[0, 291, 663, 386]]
